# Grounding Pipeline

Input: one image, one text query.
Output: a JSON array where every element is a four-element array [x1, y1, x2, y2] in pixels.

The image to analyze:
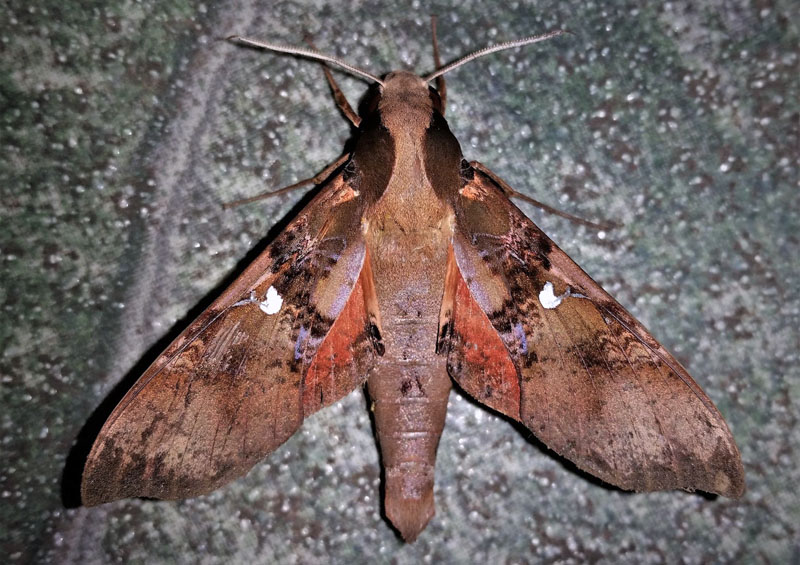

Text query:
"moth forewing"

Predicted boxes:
[[449, 169, 744, 498], [80, 164, 374, 505]]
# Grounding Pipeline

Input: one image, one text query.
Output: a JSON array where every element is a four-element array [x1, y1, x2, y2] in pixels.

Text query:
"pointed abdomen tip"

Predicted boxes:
[[385, 490, 435, 542]]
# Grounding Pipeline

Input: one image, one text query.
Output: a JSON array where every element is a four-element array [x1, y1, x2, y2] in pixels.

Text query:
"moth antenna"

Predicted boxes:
[[423, 29, 568, 83], [229, 35, 385, 86]]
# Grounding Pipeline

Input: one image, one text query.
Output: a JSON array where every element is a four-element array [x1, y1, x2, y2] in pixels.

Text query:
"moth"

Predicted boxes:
[[81, 24, 745, 542]]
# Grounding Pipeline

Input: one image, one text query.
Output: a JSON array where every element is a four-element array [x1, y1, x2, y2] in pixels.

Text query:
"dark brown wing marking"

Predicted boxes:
[[82, 171, 375, 506], [445, 167, 745, 498]]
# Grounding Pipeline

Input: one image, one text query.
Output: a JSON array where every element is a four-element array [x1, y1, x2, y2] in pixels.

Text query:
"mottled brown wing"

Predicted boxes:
[[444, 167, 745, 498], [82, 171, 377, 506]]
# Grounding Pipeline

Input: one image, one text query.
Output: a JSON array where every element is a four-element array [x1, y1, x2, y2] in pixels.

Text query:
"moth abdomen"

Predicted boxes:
[[367, 362, 452, 542]]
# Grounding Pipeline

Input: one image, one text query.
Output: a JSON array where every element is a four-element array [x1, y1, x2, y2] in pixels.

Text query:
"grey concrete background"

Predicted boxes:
[[1, 0, 797, 563]]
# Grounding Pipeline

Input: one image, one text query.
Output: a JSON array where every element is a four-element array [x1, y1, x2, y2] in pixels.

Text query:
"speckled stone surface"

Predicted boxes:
[[2, 0, 797, 563]]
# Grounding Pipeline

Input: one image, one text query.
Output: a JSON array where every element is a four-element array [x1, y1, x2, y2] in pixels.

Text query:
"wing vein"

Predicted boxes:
[[534, 303, 585, 461], [569, 303, 647, 477], [550, 306, 619, 475], [604, 316, 680, 486], [597, 305, 716, 414]]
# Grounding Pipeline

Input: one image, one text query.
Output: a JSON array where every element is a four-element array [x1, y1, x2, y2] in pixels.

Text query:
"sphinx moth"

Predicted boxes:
[[81, 24, 745, 542]]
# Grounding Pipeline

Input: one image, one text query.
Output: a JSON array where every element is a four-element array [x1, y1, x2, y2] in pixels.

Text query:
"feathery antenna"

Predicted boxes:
[[229, 29, 567, 86], [228, 35, 384, 86], [423, 30, 567, 82]]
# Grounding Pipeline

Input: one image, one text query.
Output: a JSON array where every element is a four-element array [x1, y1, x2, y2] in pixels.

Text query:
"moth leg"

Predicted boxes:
[[303, 38, 361, 127], [222, 153, 350, 209], [469, 160, 620, 230], [320, 65, 361, 127], [430, 15, 447, 113]]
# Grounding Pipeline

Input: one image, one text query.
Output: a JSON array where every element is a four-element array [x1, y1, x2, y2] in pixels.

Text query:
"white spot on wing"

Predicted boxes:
[[539, 281, 571, 309], [259, 286, 283, 315]]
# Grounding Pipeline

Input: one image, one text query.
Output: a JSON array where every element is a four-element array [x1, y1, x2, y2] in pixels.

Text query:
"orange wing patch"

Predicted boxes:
[[444, 248, 520, 418], [303, 267, 374, 414]]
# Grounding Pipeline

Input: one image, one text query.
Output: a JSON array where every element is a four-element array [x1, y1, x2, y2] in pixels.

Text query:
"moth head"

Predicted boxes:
[[382, 70, 428, 92], [349, 71, 442, 120], [379, 71, 443, 111]]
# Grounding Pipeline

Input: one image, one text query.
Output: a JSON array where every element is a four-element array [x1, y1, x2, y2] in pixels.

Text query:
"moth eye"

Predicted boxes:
[[459, 159, 475, 185], [428, 86, 444, 114], [343, 159, 357, 179]]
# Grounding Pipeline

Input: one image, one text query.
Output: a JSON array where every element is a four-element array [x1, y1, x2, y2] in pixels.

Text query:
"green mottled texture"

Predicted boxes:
[[1, 0, 797, 563]]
